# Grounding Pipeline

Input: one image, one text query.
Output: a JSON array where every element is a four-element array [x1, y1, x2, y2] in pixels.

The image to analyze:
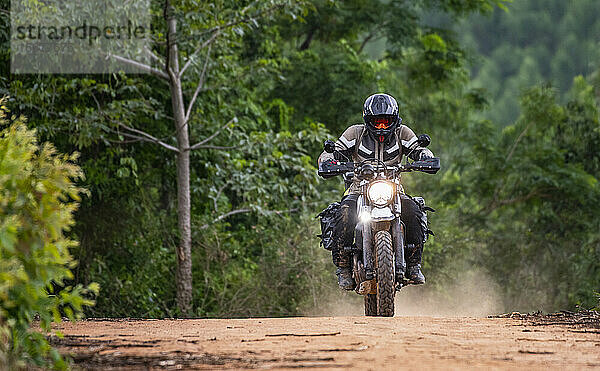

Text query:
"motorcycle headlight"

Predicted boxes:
[[367, 181, 394, 207]]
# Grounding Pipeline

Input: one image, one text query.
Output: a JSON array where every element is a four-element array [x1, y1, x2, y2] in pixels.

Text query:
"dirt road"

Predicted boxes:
[[52, 312, 600, 370]]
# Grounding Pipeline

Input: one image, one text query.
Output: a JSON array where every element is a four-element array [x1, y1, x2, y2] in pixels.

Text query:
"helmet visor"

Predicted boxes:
[[367, 116, 393, 130]]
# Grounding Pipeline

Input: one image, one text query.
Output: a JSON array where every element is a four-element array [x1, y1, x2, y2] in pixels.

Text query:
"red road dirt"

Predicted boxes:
[[51, 312, 600, 370]]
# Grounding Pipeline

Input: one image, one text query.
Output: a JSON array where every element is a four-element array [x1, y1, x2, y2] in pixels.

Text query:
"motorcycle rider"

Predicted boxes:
[[318, 93, 434, 290]]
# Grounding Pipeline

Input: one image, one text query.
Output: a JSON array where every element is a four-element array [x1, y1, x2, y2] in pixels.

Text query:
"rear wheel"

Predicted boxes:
[[375, 230, 395, 317], [364, 294, 377, 316]]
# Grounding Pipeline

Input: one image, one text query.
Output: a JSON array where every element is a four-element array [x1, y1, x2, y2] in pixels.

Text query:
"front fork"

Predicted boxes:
[[391, 219, 406, 282], [362, 223, 374, 280], [359, 219, 403, 281]]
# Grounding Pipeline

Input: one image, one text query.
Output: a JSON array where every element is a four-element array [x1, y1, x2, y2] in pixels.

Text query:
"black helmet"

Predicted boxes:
[[363, 93, 402, 142]]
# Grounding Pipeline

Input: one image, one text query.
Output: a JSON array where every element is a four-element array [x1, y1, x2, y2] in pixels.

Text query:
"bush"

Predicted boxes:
[[0, 98, 98, 369]]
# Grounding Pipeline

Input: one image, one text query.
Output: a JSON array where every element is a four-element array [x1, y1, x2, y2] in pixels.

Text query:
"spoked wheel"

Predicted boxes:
[[364, 294, 377, 316], [375, 230, 395, 317]]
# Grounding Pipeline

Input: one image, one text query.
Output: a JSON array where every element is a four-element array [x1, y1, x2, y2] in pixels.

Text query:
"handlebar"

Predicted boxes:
[[318, 157, 440, 178]]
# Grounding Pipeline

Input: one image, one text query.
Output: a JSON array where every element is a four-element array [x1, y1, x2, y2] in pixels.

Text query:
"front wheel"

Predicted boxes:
[[375, 230, 395, 317]]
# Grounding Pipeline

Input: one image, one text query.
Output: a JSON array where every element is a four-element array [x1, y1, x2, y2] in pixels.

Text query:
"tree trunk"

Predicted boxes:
[[167, 6, 193, 316]]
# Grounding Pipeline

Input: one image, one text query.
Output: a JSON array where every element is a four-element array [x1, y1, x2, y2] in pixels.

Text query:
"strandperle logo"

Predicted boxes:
[[11, 0, 152, 74], [14, 21, 149, 45]]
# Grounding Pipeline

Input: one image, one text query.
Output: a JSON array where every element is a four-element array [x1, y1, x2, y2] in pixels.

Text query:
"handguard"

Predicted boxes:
[[318, 160, 355, 178], [408, 157, 440, 174]]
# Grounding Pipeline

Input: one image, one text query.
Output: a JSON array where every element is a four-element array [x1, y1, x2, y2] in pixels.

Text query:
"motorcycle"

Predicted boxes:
[[318, 135, 440, 317]]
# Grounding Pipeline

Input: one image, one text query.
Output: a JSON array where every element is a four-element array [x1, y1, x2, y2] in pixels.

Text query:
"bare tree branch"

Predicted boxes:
[[184, 43, 212, 123], [90, 91, 102, 111], [181, 31, 219, 77], [114, 131, 156, 143], [167, 66, 177, 81], [213, 180, 233, 212], [506, 121, 534, 163], [188, 117, 237, 151], [299, 27, 316, 50], [358, 32, 376, 54], [239, 0, 261, 15], [116, 122, 180, 153], [106, 137, 144, 145], [107, 53, 169, 80], [144, 46, 166, 69], [357, 22, 389, 54], [200, 208, 252, 229], [194, 2, 282, 39], [192, 145, 238, 150], [114, 131, 179, 152]]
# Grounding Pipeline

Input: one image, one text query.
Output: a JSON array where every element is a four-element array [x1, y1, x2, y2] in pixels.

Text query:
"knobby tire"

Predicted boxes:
[[364, 294, 377, 316], [375, 230, 395, 317]]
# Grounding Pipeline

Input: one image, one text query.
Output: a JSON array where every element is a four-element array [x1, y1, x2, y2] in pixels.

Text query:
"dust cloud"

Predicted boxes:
[[302, 268, 505, 317], [394, 269, 505, 317], [300, 288, 364, 317]]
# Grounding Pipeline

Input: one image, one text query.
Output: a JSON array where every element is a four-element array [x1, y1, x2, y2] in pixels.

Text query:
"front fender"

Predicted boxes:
[[370, 206, 395, 221]]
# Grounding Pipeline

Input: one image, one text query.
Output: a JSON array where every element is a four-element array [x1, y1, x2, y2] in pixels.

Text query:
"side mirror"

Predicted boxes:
[[324, 139, 336, 153], [417, 134, 431, 148]]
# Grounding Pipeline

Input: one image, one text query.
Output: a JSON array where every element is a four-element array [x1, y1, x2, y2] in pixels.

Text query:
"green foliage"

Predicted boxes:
[[193, 213, 336, 317], [414, 1, 600, 310], [460, 81, 600, 310], [458, 0, 600, 124], [272, 42, 379, 133], [0, 100, 98, 369]]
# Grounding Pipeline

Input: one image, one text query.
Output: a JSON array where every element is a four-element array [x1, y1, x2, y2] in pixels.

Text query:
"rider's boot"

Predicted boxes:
[[406, 244, 425, 284], [332, 248, 355, 290], [336, 267, 355, 290]]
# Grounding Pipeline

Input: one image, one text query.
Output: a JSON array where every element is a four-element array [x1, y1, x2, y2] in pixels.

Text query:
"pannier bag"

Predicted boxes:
[[316, 202, 344, 251]]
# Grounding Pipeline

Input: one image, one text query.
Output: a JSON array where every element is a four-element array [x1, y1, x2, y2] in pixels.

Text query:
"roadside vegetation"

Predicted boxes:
[[0, 100, 97, 369]]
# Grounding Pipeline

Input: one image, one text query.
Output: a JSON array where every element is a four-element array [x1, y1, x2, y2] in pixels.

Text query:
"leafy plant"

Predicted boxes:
[[0, 98, 98, 369]]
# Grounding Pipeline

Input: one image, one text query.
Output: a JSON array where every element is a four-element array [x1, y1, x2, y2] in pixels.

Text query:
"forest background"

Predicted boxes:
[[1, 0, 599, 324]]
